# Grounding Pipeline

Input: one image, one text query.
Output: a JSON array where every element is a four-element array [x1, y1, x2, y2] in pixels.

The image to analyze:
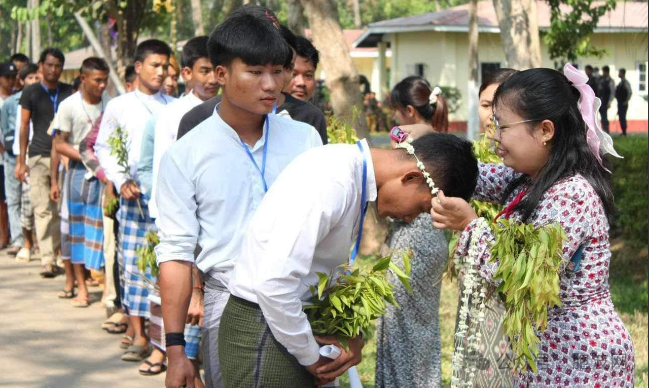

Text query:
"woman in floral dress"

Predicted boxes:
[[431, 66, 635, 387]]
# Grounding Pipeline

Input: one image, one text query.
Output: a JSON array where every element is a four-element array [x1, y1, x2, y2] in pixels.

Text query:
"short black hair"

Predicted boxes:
[[295, 36, 319, 69], [619, 68, 626, 76], [19, 63, 38, 80], [125, 65, 137, 83], [405, 133, 478, 202], [585, 65, 593, 71], [134, 39, 171, 64], [602, 65, 610, 73], [479, 68, 517, 97], [10, 53, 29, 63], [280, 24, 297, 52], [181, 36, 210, 69], [207, 5, 291, 68], [80, 57, 110, 74], [39, 48, 65, 66]]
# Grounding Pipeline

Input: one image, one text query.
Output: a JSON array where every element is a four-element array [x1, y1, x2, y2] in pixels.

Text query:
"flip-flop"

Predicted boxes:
[[121, 344, 149, 362], [138, 360, 167, 376], [57, 289, 75, 299], [71, 298, 90, 308], [108, 322, 129, 335], [120, 334, 134, 349], [102, 312, 125, 330]]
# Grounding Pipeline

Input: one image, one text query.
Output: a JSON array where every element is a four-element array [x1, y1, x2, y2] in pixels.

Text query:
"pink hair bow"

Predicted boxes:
[[563, 63, 622, 172]]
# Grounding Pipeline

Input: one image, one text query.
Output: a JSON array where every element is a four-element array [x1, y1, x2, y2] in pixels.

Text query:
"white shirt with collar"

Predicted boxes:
[[154, 109, 323, 286], [228, 139, 377, 367], [95, 89, 174, 192], [148, 91, 203, 218]]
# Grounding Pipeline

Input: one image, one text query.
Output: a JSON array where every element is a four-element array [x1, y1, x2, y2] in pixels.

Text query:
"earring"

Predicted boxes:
[[543, 141, 547, 146]]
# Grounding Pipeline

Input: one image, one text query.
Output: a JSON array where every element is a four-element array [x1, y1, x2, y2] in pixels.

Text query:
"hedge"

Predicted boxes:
[[609, 135, 648, 244]]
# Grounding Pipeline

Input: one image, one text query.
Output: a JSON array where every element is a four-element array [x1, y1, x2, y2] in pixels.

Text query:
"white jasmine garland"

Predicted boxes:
[[451, 218, 490, 388], [395, 140, 440, 196]]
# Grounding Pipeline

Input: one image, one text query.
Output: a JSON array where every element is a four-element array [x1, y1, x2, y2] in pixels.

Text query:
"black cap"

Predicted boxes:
[[0, 62, 17, 77]]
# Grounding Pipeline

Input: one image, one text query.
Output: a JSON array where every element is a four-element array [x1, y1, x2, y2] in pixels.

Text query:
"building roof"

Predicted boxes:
[[355, 0, 648, 47]]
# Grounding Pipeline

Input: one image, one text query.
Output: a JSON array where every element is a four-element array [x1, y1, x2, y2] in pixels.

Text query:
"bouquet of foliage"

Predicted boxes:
[[107, 123, 144, 218], [490, 219, 566, 373], [326, 107, 360, 145], [136, 230, 160, 278], [303, 253, 411, 349]]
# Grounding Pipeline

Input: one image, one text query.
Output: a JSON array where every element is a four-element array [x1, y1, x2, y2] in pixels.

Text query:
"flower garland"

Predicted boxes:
[[395, 140, 439, 196], [451, 218, 490, 388]]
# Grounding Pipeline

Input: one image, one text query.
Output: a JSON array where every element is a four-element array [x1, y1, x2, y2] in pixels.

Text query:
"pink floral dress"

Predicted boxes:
[[455, 163, 635, 387]]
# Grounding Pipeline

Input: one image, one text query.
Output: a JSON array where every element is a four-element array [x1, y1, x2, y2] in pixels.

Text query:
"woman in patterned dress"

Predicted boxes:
[[456, 68, 518, 388], [375, 76, 449, 388], [431, 67, 635, 387]]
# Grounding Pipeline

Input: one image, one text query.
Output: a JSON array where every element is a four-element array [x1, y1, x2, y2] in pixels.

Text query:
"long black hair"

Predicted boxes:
[[493, 68, 615, 223]]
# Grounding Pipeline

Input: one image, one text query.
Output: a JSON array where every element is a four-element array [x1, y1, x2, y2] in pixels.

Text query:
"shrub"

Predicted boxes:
[[609, 136, 648, 244]]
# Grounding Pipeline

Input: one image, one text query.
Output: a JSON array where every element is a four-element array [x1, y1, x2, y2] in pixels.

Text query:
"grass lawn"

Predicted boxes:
[[339, 237, 648, 387]]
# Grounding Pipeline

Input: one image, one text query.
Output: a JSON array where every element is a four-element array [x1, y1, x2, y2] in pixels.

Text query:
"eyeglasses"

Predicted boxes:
[[491, 115, 541, 133]]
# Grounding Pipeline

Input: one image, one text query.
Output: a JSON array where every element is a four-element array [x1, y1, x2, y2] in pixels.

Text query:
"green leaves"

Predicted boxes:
[[135, 230, 160, 277], [304, 251, 412, 344], [490, 219, 566, 372], [326, 107, 360, 145]]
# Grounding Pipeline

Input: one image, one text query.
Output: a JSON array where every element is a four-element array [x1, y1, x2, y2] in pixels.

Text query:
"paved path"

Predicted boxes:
[[0, 254, 165, 388]]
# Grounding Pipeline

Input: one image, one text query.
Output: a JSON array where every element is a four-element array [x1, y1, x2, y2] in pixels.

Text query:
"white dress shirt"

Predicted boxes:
[[148, 92, 203, 218], [95, 89, 174, 192], [154, 109, 323, 286], [228, 139, 377, 366]]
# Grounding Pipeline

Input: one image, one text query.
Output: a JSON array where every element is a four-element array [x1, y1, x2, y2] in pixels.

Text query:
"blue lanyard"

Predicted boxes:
[[240, 115, 270, 192], [348, 141, 368, 271], [41, 83, 60, 113]]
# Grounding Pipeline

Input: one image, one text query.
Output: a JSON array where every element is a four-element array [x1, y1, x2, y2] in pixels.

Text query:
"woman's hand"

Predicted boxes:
[[430, 190, 478, 231], [390, 124, 433, 148]]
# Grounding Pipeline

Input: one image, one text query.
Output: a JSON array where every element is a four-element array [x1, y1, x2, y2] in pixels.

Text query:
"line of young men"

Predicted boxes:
[[155, 5, 479, 388]]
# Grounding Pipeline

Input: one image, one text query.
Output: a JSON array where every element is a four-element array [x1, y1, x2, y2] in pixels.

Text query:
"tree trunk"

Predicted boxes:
[[190, 0, 205, 36], [30, 0, 41, 59], [287, 0, 307, 36], [10, 22, 17, 56], [46, 13, 53, 47], [109, 0, 147, 75], [16, 20, 23, 54], [98, 20, 118, 96], [223, 0, 243, 19], [467, 0, 480, 140], [25, 0, 31, 60], [352, 0, 361, 28], [301, 0, 380, 255], [300, 0, 370, 140], [492, 0, 541, 69], [170, 0, 178, 53]]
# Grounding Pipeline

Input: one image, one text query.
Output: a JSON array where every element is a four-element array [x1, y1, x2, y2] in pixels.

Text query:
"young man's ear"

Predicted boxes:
[[401, 170, 424, 185], [180, 67, 193, 83], [134, 61, 142, 75], [214, 65, 228, 87]]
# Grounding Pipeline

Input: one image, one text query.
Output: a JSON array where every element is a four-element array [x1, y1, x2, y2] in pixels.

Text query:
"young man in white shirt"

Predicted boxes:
[[53, 57, 111, 307], [155, 6, 322, 388], [95, 39, 174, 362], [223, 134, 479, 387], [135, 35, 218, 383]]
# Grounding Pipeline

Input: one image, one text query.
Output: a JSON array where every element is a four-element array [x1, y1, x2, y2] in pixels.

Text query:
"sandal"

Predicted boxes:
[[16, 248, 31, 263], [7, 246, 20, 256], [40, 264, 60, 278], [138, 360, 167, 376], [57, 289, 75, 299], [120, 334, 134, 349], [108, 322, 128, 335], [71, 297, 89, 308], [121, 344, 149, 362]]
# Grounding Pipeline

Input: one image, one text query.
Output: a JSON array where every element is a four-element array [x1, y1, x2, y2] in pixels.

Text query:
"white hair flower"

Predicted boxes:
[[395, 140, 438, 197]]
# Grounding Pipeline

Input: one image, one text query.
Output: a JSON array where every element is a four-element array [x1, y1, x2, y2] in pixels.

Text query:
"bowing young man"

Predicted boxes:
[[155, 6, 322, 388], [223, 133, 479, 387]]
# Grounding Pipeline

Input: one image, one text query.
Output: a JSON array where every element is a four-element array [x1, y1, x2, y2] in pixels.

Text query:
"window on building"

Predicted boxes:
[[480, 62, 501, 84], [406, 63, 427, 78], [638, 61, 647, 94]]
